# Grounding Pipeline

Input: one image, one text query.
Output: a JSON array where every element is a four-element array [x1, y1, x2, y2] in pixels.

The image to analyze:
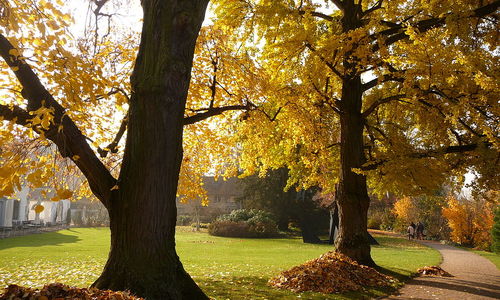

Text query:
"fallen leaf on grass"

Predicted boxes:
[[0, 283, 144, 299], [268, 251, 397, 294]]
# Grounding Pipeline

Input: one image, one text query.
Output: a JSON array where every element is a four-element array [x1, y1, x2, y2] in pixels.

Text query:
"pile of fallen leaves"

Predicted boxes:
[[0, 283, 143, 300], [268, 251, 397, 294], [417, 266, 453, 277]]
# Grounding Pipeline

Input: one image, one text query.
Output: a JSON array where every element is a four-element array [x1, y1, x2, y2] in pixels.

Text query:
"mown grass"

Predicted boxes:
[[0, 227, 440, 299]]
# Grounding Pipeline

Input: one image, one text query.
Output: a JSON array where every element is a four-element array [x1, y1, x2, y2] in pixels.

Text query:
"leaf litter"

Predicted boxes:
[[268, 251, 397, 294], [417, 266, 453, 277], [0, 283, 143, 300]]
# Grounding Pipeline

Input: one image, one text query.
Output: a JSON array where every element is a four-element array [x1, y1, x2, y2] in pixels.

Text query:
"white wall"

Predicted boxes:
[[28, 200, 70, 224], [15, 186, 30, 221], [0, 199, 14, 227]]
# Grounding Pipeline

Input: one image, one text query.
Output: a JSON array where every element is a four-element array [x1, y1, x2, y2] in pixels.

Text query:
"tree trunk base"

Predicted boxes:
[[92, 255, 208, 300]]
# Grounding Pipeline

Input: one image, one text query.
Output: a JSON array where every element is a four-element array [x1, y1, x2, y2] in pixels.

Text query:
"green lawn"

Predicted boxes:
[[0, 228, 440, 299]]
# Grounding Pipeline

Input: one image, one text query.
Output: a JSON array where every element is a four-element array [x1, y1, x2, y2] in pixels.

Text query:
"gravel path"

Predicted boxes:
[[383, 240, 500, 300]]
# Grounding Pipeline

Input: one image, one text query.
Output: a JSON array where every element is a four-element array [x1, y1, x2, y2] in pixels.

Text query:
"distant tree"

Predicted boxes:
[[238, 168, 294, 231], [216, 0, 500, 266], [393, 196, 419, 229], [443, 196, 495, 249], [239, 168, 329, 242], [492, 204, 500, 254]]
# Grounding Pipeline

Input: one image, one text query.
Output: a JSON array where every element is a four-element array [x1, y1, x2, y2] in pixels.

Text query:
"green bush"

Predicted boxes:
[[209, 209, 279, 238], [492, 205, 500, 254], [176, 215, 192, 226], [368, 209, 395, 230], [218, 209, 275, 223], [367, 214, 382, 229]]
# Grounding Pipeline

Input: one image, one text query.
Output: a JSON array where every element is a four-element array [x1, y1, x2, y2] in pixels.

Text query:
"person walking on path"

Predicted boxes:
[[416, 221, 425, 240], [384, 240, 500, 299], [408, 223, 415, 240]]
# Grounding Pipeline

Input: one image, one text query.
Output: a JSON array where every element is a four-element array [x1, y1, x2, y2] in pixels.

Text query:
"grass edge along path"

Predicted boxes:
[[468, 249, 500, 270], [0, 227, 440, 299]]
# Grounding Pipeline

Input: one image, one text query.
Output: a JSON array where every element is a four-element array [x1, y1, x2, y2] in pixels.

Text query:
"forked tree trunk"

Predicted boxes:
[[334, 74, 376, 267], [93, 1, 209, 299]]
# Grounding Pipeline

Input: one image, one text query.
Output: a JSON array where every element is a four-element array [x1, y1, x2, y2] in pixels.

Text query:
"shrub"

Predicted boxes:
[[367, 212, 383, 229], [176, 215, 192, 226], [217, 209, 275, 223], [208, 209, 278, 238]]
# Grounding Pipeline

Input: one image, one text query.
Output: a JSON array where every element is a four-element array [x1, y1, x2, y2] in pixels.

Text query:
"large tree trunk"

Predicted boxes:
[[93, 1, 209, 299], [333, 0, 376, 267], [334, 73, 375, 267]]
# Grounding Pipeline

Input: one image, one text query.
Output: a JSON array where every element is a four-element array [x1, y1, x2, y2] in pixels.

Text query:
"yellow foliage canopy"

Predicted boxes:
[[214, 0, 499, 196], [442, 196, 495, 248]]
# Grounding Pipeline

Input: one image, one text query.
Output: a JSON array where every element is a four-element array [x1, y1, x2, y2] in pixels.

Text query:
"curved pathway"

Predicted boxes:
[[383, 240, 500, 300]]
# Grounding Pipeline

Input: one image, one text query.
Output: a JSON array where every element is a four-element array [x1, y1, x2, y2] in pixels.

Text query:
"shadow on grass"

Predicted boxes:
[[375, 265, 413, 282], [197, 275, 398, 300], [0, 231, 81, 250]]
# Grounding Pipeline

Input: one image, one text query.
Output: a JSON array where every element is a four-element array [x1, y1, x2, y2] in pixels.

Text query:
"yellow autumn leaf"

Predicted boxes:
[[34, 204, 44, 213], [56, 188, 73, 200], [8, 48, 19, 57]]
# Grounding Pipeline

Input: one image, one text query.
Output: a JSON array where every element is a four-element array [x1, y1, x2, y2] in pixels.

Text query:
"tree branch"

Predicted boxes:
[[362, 94, 407, 118], [304, 42, 343, 78], [361, 0, 382, 17], [310, 78, 341, 114], [361, 142, 490, 171], [329, 0, 345, 12], [0, 33, 116, 207], [298, 10, 334, 21], [372, 1, 500, 51], [361, 73, 405, 92], [0, 103, 31, 126], [97, 113, 128, 158], [183, 103, 252, 125]]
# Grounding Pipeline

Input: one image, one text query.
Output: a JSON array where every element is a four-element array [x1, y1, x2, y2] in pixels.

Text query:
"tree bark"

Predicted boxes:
[[335, 76, 375, 266], [329, 202, 339, 244], [92, 1, 209, 299], [331, 0, 376, 267]]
